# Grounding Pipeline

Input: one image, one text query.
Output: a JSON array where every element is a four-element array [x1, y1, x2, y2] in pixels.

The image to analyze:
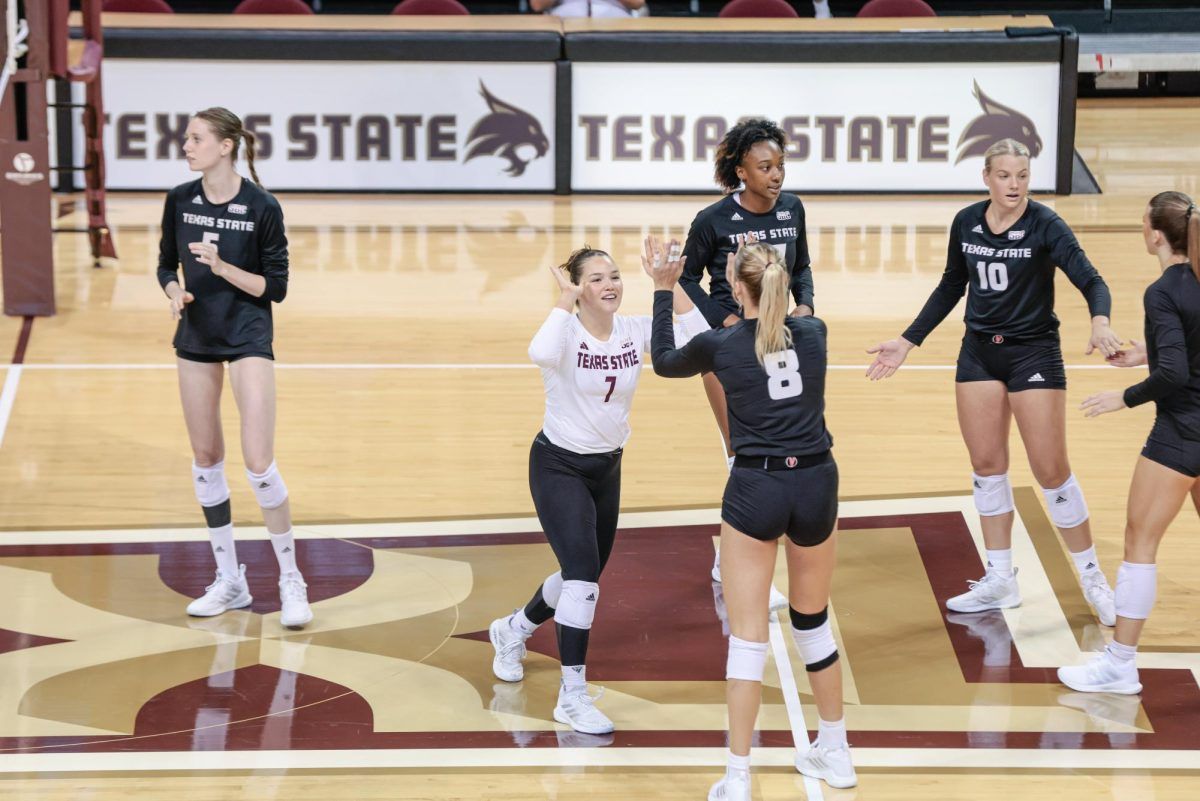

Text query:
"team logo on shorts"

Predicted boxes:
[[992, 335, 1005, 344], [463, 82, 550, 178], [786, 457, 798, 468], [955, 81, 1043, 165]]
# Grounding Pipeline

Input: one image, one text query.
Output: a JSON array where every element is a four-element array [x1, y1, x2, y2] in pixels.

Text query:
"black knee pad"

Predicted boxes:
[[789, 606, 828, 630]]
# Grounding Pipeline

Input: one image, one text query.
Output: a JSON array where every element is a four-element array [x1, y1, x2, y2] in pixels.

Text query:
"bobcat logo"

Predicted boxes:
[[464, 82, 550, 178], [955, 81, 1043, 165]]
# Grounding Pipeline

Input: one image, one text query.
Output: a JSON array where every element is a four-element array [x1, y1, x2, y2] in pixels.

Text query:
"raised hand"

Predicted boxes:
[[865, 338, 914, 381], [549, 262, 584, 310], [647, 236, 686, 291]]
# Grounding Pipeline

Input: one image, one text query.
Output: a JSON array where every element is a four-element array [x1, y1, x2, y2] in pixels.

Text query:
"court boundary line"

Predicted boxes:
[[0, 317, 33, 450]]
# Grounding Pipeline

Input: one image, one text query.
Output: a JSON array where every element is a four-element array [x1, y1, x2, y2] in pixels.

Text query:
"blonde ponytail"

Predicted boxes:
[[730, 243, 794, 367]]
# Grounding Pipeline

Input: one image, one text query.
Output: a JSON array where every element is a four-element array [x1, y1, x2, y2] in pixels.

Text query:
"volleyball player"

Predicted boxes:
[[866, 139, 1121, 626], [487, 237, 709, 735], [681, 119, 812, 604], [1058, 192, 1200, 694], [157, 107, 311, 629], [651, 243, 855, 796]]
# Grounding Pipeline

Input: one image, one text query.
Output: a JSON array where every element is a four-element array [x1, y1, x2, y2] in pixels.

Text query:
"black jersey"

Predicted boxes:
[[156, 178, 289, 356], [680, 193, 814, 329], [902, 200, 1111, 345], [1123, 264, 1200, 437], [650, 289, 831, 457]]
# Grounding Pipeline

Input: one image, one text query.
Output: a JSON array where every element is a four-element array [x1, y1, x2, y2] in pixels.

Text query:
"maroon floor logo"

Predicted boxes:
[[955, 81, 1044, 165], [464, 83, 550, 177]]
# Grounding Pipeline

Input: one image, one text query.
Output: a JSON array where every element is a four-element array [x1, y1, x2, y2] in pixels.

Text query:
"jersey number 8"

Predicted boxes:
[[765, 350, 803, 400]]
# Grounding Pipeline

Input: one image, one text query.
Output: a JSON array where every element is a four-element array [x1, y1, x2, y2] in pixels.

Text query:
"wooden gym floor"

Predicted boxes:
[[0, 98, 1198, 800]]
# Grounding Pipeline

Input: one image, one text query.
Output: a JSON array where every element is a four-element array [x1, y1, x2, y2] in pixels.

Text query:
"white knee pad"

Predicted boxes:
[[1042, 474, 1089, 529], [726, 635, 768, 682], [1115, 561, 1157, 620], [192, 461, 231, 507], [542, 571, 564, 608], [972, 473, 1014, 517], [790, 608, 840, 672], [554, 580, 598, 630], [247, 461, 288, 510]]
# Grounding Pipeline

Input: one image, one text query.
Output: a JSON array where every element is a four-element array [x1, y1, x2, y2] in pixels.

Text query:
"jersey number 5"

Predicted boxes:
[[765, 350, 803, 400], [975, 261, 1009, 291]]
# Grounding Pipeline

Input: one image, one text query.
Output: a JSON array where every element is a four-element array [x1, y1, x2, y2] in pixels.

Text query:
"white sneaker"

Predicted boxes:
[[769, 584, 789, 612], [796, 744, 857, 789], [1081, 571, 1117, 627], [279, 574, 313, 628], [187, 565, 252, 617], [553, 686, 614, 734], [1057, 652, 1142, 695], [489, 614, 528, 682], [708, 772, 751, 801], [946, 568, 1021, 613], [712, 550, 722, 583]]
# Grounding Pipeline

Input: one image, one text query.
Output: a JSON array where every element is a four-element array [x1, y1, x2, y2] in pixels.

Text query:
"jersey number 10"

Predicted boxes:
[[765, 350, 803, 400], [975, 261, 1009, 291]]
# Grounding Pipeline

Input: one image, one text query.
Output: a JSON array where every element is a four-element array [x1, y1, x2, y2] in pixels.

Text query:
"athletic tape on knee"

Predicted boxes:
[[1042, 474, 1089, 529], [972, 472, 1014, 517], [554, 580, 598, 630], [726, 635, 768, 682], [1115, 561, 1157, 620], [542, 571, 564, 608], [192, 461, 231, 508], [790, 607, 839, 672], [247, 461, 288, 510]]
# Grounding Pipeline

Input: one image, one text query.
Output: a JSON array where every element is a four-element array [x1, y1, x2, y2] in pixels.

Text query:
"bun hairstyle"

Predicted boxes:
[[732, 243, 793, 367], [712, 118, 787, 193], [1148, 191, 1200, 281], [559, 245, 611, 285], [193, 107, 261, 185]]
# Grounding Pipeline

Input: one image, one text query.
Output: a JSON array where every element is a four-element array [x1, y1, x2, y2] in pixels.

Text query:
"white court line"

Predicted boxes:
[[0, 364, 22, 449], [2, 746, 1199, 774], [13, 363, 1119, 371], [769, 614, 825, 801]]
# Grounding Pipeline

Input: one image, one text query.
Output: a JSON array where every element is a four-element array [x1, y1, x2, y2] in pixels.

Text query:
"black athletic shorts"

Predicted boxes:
[[955, 333, 1066, 392], [176, 349, 274, 364], [722, 450, 838, 547], [1141, 417, 1200, 478]]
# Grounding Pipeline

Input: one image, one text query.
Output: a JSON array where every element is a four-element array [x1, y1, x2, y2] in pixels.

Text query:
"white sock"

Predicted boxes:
[[985, 548, 1013, 579], [817, 717, 848, 750], [812, 0, 832, 18], [561, 664, 586, 693], [1070, 545, 1101, 577], [270, 529, 299, 578], [510, 609, 537, 637], [209, 524, 239, 576], [726, 749, 750, 777], [1106, 640, 1137, 665]]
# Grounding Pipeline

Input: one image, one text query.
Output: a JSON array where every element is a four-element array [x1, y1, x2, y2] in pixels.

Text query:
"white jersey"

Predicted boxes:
[[529, 307, 710, 454]]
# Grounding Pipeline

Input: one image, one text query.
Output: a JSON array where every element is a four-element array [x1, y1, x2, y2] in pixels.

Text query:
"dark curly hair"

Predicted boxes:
[[559, 245, 612, 284], [712, 119, 787, 193]]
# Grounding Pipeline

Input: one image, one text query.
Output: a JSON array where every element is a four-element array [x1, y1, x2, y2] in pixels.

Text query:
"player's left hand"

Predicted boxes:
[[646, 236, 685, 290], [1086, 318, 1122, 357], [1080, 389, 1127, 417], [791, 304, 814, 318], [188, 241, 227, 277]]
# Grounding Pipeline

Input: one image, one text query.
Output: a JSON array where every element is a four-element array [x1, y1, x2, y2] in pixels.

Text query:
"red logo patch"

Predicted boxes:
[[786, 457, 798, 468], [992, 335, 1004, 344]]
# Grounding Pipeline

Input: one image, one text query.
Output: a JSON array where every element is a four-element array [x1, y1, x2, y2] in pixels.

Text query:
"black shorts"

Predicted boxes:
[[955, 333, 1066, 392], [1141, 417, 1200, 478], [176, 349, 274, 364], [722, 451, 838, 547]]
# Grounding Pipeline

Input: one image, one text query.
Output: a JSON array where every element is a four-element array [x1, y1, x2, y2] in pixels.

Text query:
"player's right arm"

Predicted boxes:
[[528, 265, 582, 367], [680, 212, 732, 328], [156, 191, 193, 321]]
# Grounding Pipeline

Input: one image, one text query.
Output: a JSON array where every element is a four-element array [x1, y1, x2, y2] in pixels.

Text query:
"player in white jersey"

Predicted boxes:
[[488, 238, 709, 735]]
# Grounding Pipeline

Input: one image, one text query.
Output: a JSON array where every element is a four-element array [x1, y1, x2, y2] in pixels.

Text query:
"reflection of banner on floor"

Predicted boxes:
[[571, 63, 1060, 192], [98, 61, 557, 191]]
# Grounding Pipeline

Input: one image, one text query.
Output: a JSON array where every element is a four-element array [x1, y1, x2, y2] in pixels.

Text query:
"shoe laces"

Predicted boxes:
[[965, 571, 1010, 597], [1081, 570, 1111, 597], [562, 685, 605, 710], [279, 576, 308, 602], [205, 571, 242, 597]]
